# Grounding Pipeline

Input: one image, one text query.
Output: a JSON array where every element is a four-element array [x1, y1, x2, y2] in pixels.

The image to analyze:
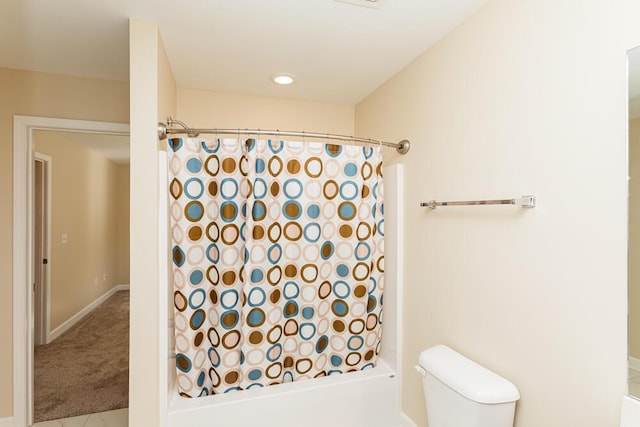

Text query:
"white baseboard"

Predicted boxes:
[[0, 417, 13, 427], [400, 412, 418, 427], [630, 357, 640, 372], [47, 284, 130, 343]]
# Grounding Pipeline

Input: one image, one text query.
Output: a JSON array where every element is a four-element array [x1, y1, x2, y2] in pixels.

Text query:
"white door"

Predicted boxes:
[[33, 153, 51, 346]]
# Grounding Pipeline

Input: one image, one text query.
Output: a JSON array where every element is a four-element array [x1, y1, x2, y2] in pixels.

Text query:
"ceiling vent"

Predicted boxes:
[[334, 0, 385, 9]]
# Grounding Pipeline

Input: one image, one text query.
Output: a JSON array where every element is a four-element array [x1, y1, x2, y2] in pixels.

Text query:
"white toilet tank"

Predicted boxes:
[[417, 345, 520, 427]]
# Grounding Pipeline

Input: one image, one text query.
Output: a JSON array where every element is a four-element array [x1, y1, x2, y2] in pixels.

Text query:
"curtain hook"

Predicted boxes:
[[249, 128, 257, 151]]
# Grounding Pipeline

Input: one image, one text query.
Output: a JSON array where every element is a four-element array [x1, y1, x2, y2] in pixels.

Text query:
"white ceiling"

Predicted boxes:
[[0, 0, 487, 104]]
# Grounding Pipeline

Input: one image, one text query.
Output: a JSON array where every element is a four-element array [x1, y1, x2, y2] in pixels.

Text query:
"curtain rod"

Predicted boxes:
[[157, 117, 410, 154]]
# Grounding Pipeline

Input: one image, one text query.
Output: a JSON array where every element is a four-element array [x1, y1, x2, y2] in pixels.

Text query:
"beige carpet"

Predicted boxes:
[[34, 290, 129, 422]]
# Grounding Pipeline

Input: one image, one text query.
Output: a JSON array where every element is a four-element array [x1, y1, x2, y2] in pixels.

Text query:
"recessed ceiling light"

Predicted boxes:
[[272, 74, 295, 85]]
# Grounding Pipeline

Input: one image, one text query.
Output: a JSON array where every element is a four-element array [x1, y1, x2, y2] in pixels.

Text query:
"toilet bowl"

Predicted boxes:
[[416, 345, 520, 427]]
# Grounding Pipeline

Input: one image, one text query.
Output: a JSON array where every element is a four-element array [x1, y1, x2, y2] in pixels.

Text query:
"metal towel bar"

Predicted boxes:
[[420, 195, 536, 209]]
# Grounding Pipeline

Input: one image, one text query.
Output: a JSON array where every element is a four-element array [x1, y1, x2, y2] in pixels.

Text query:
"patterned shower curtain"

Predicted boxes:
[[168, 136, 384, 397]]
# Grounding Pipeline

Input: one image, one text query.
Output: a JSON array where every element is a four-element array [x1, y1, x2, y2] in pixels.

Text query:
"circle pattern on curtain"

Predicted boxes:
[[168, 137, 384, 397]]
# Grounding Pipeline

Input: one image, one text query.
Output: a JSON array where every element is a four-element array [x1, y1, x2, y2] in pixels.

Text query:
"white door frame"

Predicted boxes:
[[13, 116, 129, 427], [33, 152, 52, 346]]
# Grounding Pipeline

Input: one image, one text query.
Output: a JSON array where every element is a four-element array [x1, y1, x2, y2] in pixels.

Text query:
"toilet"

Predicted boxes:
[[416, 345, 520, 427]]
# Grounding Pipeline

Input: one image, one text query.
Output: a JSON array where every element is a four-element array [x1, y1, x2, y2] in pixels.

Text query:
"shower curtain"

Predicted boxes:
[[168, 136, 384, 397]]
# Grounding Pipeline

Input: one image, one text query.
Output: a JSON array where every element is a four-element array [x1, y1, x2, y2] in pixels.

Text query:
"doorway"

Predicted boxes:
[[30, 129, 130, 424], [12, 116, 130, 427]]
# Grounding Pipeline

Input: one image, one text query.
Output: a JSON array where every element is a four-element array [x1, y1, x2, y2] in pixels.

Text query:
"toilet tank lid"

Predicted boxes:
[[418, 345, 520, 404]]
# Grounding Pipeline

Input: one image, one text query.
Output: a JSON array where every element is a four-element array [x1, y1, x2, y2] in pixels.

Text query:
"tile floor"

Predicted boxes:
[[32, 408, 127, 427], [629, 368, 640, 397]]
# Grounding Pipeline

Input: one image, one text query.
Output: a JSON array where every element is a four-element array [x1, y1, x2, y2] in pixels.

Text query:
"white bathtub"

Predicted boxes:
[[621, 395, 640, 427], [161, 164, 406, 427], [169, 359, 400, 427]]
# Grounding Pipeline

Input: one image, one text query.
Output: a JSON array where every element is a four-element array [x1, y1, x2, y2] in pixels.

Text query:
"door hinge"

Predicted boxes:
[[43, 258, 48, 264]]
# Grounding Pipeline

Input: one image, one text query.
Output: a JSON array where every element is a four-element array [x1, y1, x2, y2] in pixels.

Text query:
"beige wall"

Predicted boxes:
[[34, 131, 127, 330], [0, 68, 128, 418], [630, 118, 640, 360], [177, 89, 354, 135], [356, 0, 640, 426], [116, 164, 131, 285], [128, 19, 177, 426]]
